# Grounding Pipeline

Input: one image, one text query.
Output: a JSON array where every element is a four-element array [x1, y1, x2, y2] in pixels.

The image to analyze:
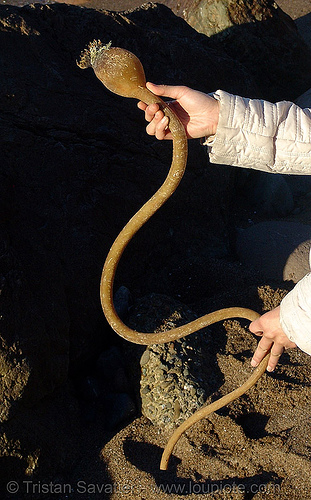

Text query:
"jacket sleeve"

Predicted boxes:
[[280, 273, 311, 355], [206, 89, 311, 355], [206, 90, 311, 174]]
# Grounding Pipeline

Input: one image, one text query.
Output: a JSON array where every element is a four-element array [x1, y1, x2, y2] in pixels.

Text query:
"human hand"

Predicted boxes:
[[137, 82, 220, 140], [249, 306, 297, 372]]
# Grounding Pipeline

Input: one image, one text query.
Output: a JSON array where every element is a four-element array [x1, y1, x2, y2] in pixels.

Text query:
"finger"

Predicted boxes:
[[137, 101, 147, 111], [145, 110, 162, 134], [145, 103, 162, 123], [146, 115, 169, 139], [251, 339, 272, 367], [252, 330, 263, 337], [154, 116, 170, 140], [146, 110, 166, 135], [267, 347, 284, 372], [249, 318, 263, 335], [137, 101, 162, 123], [146, 82, 188, 101]]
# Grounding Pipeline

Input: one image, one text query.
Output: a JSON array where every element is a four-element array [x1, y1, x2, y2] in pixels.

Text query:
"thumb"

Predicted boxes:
[[146, 82, 187, 100], [249, 318, 263, 335]]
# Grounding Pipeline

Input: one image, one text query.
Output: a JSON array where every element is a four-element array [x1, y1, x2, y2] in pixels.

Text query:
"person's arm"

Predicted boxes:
[[249, 272, 311, 370], [207, 91, 311, 368], [279, 273, 311, 355], [206, 90, 311, 173], [139, 84, 311, 173], [138, 83, 311, 370]]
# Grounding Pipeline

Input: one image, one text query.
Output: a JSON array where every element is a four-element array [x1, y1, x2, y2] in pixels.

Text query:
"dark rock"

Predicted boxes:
[[96, 346, 130, 393], [79, 375, 101, 402], [238, 170, 294, 218], [105, 392, 136, 430], [295, 12, 311, 51], [183, 0, 311, 101], [0, 1, 256, 427], [0, 384, 83, 488], [279, 88, 311, 198], [0, 0, 249, 479], [113, 285, 132, 320], [284, 174, 311, 199], [183, 0, 278, 36], [236, 221, 311, 282]]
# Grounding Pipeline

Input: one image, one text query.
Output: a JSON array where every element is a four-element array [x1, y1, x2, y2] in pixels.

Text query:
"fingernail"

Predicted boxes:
[[267, 366, 274, 372], [161, 116, 168, 124], [251, 359, 258, 367]]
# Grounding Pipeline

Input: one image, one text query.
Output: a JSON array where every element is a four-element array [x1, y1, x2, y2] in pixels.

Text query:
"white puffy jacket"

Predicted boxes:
[[207, 90, 311, 355]]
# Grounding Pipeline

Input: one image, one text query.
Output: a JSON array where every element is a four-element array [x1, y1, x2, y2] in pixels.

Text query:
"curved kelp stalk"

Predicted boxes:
[[78, 42, 270, 470]]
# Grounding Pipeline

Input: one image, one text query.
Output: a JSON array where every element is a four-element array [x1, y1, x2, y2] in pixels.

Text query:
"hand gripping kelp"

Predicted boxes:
[[77, 42, 270, 471]]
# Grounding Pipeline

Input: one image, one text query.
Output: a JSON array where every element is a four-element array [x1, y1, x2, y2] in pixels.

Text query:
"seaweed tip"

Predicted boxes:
[[77, 40, 112, 69]]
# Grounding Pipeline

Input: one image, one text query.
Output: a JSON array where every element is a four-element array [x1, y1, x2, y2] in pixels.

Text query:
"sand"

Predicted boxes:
[[65, 297, 311, 499], [59, 287, 311, 500]]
